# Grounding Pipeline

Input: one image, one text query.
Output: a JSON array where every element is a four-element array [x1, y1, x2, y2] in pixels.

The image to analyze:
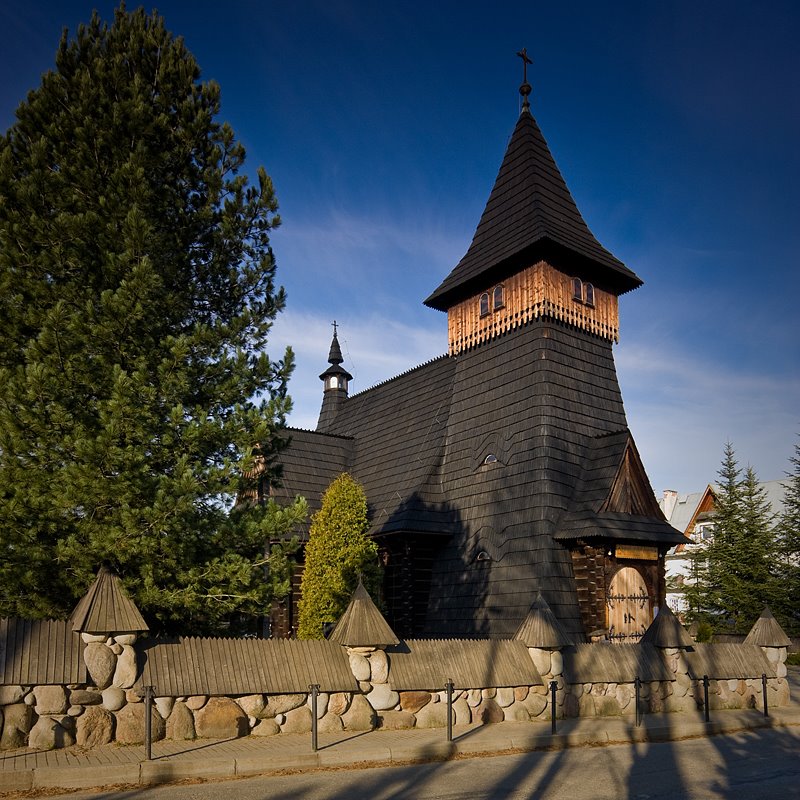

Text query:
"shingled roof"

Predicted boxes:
[[554, 430, 688, 546], [69, 566, 149, 634], [425, 106, 642, 312], [329, 580, 400, 647], [743, 607, 792, 647], [639, 604, 694, 648], [514, 591, 573, 647]]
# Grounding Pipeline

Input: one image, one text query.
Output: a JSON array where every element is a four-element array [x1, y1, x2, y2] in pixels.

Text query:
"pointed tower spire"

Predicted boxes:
[[317, 322, 353, 432], [425, 53, 642, 313]]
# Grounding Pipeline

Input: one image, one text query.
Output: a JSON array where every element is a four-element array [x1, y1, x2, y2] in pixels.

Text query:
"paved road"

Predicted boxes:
[[49, 725, 800, 800]]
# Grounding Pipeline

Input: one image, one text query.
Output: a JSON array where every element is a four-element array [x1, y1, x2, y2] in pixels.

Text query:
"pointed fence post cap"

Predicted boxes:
[[513, 591, 572, 648], [639, 604, 693, 648], [328, 580, 399, 647], [69, 566, 149, 635], [743, 606, 792, 647]]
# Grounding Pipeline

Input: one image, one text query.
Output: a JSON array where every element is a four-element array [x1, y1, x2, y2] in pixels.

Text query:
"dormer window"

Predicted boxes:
[[493, 284, 505, 310], [479, 292, 490, 317], [483, 454, 498, 464]]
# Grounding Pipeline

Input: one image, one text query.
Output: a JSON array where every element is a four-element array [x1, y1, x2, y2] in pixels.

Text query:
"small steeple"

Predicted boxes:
[[317, 322, 353, 432]]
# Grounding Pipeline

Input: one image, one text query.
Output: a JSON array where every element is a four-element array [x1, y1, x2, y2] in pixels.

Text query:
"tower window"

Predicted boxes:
[[572, 278, 595, 306], [479, 292, 490, 317], [493, 284, 505, 310]]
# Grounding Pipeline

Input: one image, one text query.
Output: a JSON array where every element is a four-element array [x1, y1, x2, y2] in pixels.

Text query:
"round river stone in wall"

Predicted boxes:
[[0, 686, 25, 706], [101, 686, 126, 712], [348, 653, 371, 682], [112, 645, 137, 689], [165, 701, 196, 740], [369, 650, 389, 684], [263, 693, 306, 717], [366, 683, 399, 711], [28, 716, 75, 751], [76, 706, 114, 747], [195, 697, 248, 739], [115, 704, 165, 745], [83, 643, 116, 690], [399, 691, 431, 714], [341, 694, 375, 731], [0, 704, 34, 749], [33, 686, 68, 715]]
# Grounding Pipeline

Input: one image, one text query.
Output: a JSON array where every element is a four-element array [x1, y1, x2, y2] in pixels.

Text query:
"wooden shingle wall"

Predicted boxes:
[[0, 619, 87, 685], [137, 637, 359, 695], [447, 261, 619, 355], [386, 639, 541, 691]]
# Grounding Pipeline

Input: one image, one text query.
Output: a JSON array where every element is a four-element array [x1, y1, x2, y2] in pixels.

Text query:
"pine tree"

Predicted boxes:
[[684, 442, 779, 632], [776, 436, 800, 633], [297, 474, 382, 639], [0, 6, 306, 633]]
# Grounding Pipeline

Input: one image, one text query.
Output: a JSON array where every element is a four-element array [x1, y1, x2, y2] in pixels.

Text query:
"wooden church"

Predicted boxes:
[[267, 61, 688, 642]]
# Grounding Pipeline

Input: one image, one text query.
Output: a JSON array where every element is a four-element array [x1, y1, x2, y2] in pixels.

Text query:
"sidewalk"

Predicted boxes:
[[1, 703, 799, 795]]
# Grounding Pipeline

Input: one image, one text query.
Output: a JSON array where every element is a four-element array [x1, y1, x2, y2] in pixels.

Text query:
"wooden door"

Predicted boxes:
[[607, 567, 651, 643]]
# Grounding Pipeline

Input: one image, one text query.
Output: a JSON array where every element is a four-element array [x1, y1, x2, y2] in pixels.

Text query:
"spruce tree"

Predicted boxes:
[[0, 6, 306, 633], [685, 442, 779, 632], [776, 437, 800, 633], [297, 473, 381, 639]]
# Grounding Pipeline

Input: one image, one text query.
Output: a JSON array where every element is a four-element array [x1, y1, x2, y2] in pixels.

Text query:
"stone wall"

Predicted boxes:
[[0, 639, 790, 751]]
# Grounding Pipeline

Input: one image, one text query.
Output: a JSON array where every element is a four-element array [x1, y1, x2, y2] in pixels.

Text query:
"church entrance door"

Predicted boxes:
[[607, 567, 650, 642]]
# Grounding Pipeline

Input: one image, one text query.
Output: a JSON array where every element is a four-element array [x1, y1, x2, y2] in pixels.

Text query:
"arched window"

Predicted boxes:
[[584, 282, 595, 307], [493, 284, 505, 310], [483, 454, 498, 464], [479, 292, 490, 317], [572, 277, 583, 301]]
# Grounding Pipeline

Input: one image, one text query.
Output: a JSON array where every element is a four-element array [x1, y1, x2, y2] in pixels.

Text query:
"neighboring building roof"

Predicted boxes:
[[329, 580, 400, 647], [639, 604, 694, 648], [424, 106, 642, 312], [744, 607, 792, 648], [514, 591, 574, 647], [69, 566, 149, 634]]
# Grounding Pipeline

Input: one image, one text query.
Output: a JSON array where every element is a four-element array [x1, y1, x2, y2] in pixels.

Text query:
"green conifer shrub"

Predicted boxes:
[[297, 473, 381, 639]]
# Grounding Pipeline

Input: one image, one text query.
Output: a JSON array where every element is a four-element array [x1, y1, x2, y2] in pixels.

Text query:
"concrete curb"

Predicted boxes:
[[0, 706, 797, 794]]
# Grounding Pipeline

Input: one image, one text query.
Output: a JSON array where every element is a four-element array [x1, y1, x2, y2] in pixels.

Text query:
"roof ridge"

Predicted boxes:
[[347, 352, 450, 398], [286, 425, 354, 440]]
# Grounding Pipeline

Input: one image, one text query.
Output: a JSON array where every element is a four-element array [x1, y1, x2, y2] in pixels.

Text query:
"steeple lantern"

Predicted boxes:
[[317, 322, 353, 432]]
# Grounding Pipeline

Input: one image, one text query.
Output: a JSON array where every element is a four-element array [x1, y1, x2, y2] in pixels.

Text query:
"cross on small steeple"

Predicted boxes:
[[516, 48, 533, 111], [332, 320, 338, 337]]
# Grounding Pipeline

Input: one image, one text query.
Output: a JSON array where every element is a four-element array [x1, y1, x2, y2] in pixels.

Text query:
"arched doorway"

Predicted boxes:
[[607, 566, 651, 642]]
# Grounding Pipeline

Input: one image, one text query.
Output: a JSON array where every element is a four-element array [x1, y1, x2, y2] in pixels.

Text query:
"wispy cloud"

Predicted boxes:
[[270, 308, 445, 431], [617, 339, 799, 492]]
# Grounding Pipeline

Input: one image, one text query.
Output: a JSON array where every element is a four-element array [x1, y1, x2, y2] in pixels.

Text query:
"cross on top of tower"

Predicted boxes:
[[516, 48, 533, 110]]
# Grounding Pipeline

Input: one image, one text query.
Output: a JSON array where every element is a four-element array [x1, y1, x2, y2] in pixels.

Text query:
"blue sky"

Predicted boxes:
[[2, 1, 798, 494]]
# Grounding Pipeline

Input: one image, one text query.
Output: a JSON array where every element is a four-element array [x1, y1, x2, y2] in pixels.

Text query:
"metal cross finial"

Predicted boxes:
[[516, 48, 533, 111], [332, 320, 338, 337]]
